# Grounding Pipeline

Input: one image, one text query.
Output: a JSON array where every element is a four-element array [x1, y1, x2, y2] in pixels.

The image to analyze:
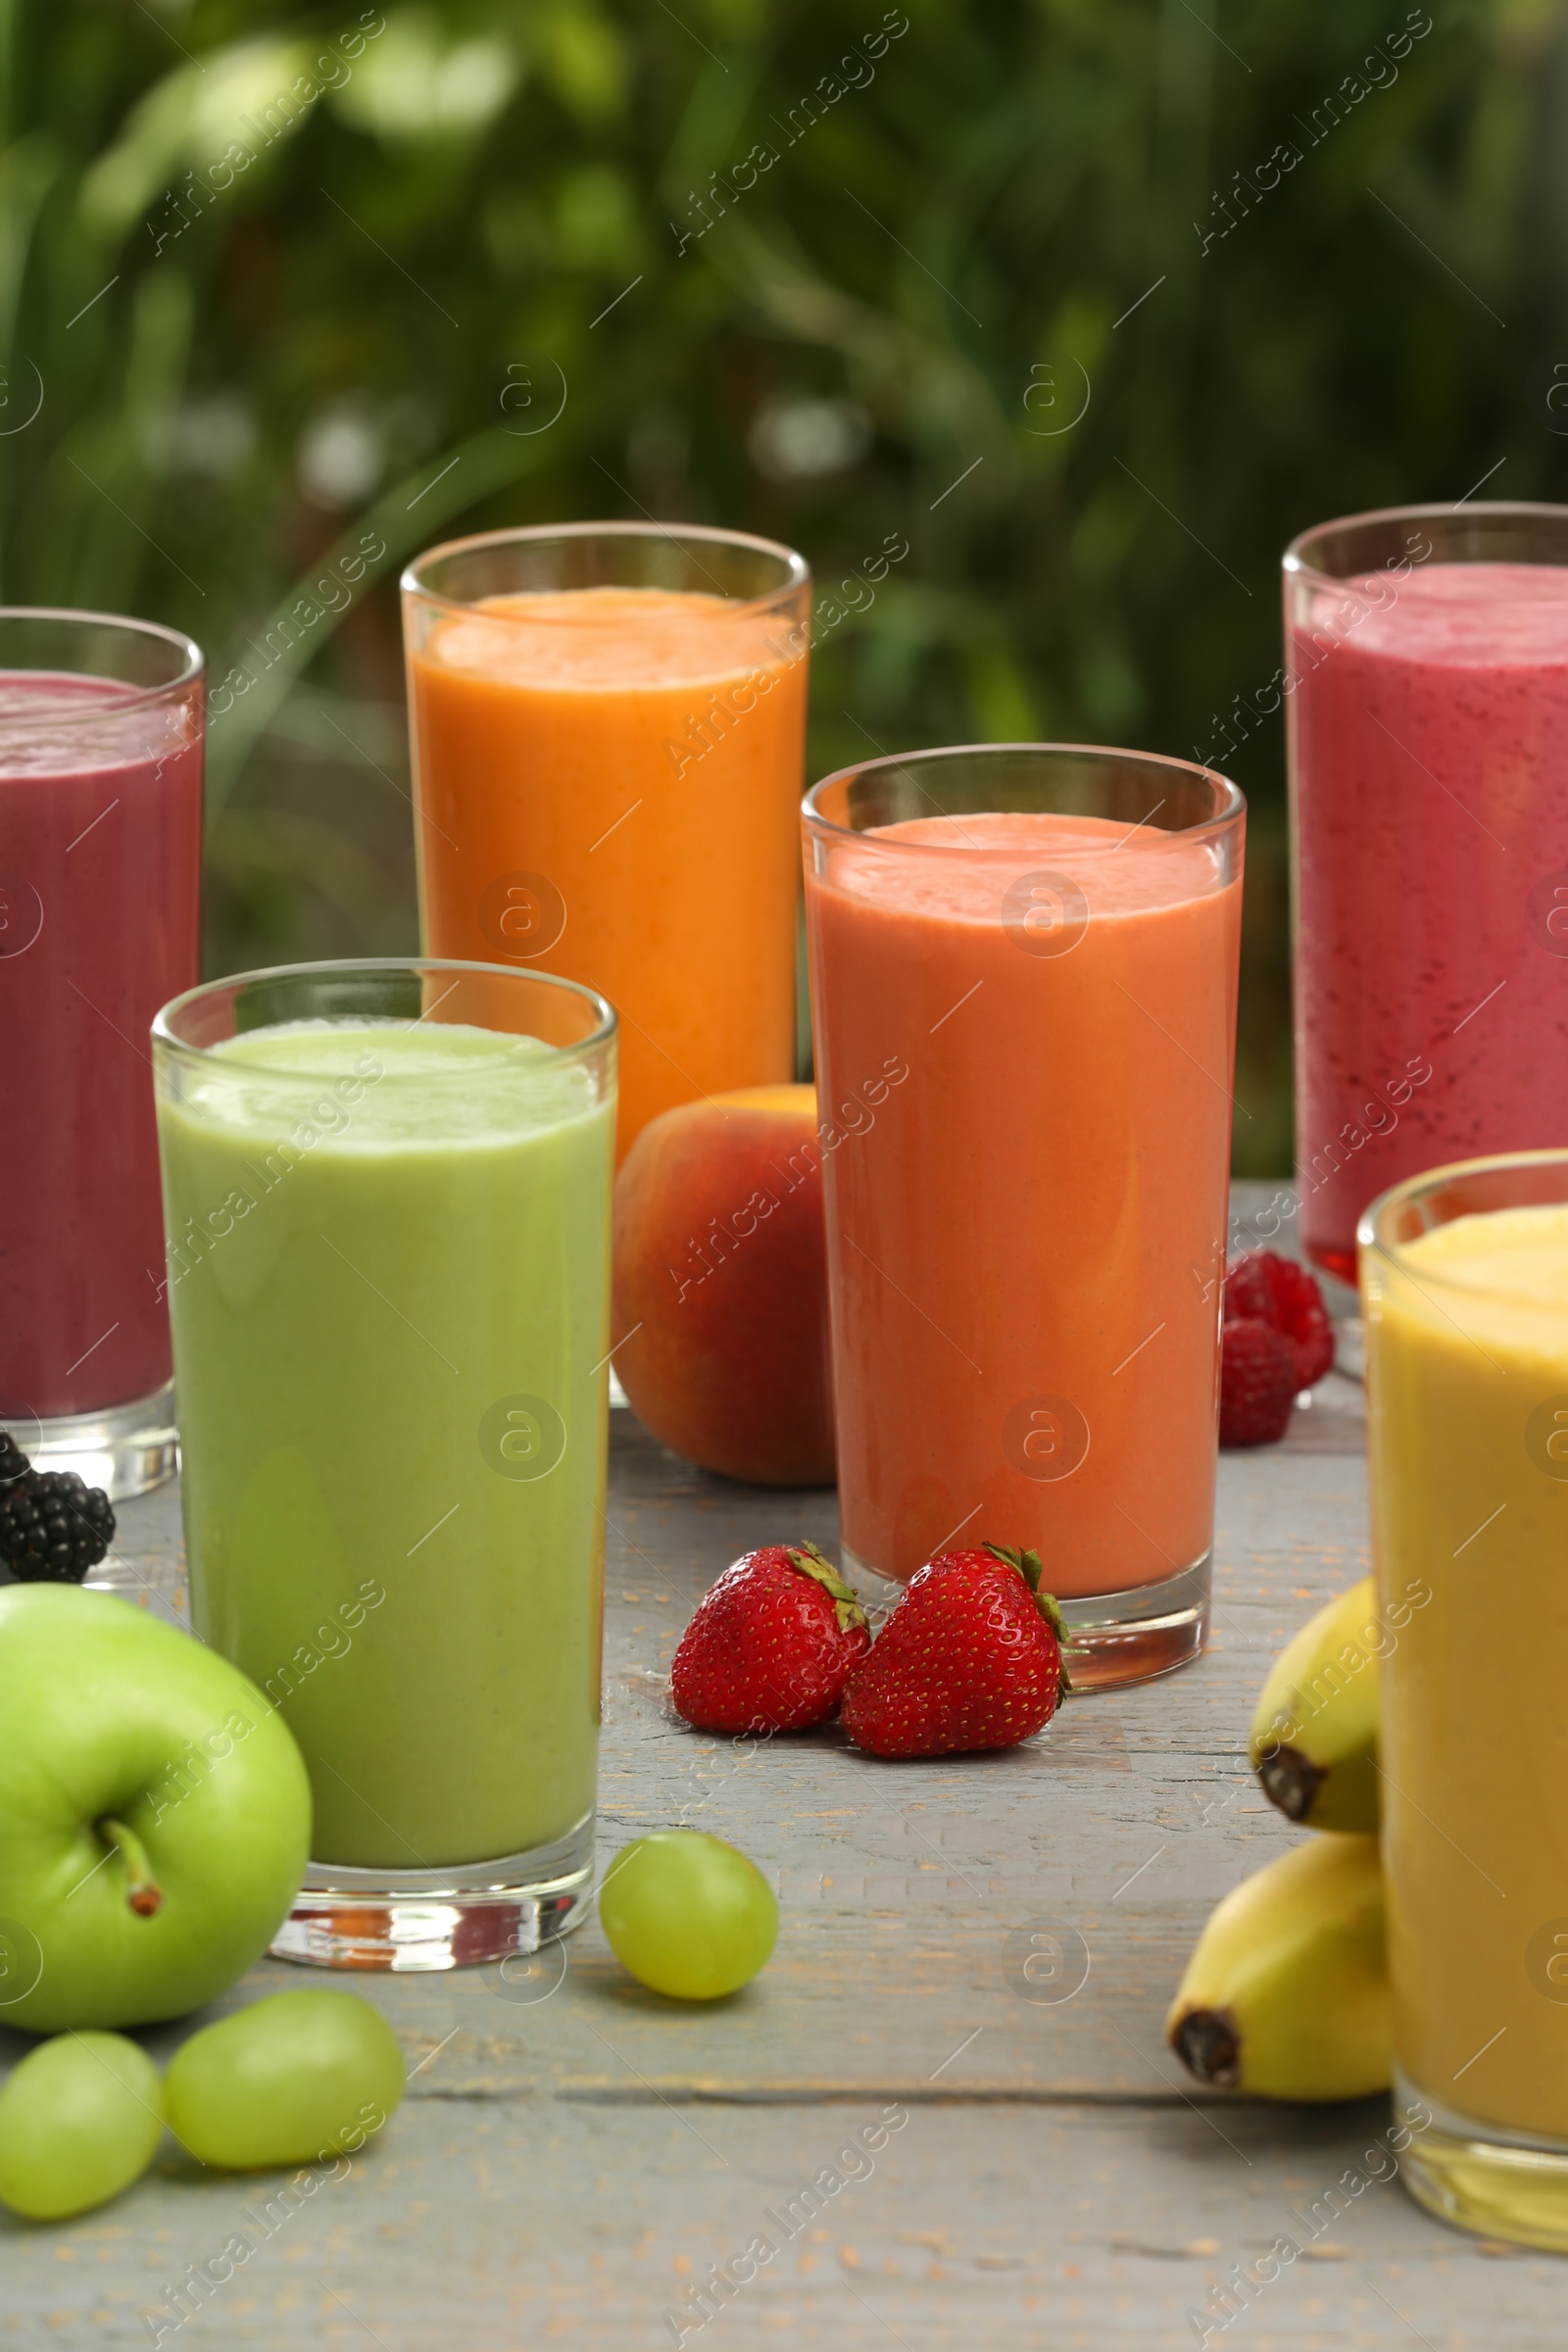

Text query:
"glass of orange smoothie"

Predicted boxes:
[[403, 524, 810, 1160], [803, 745, 1245, 1689], [1362, 1151, 1568, 2251]]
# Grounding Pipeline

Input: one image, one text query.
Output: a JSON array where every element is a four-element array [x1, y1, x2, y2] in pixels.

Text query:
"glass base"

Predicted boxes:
[[270, 1811, 595, 1972], [1397, 2070, 1568, 2252], [1304, 1237, 1356, 1287], [843, 1549, 1209, 1691], [2, 1379, 177, 1502]]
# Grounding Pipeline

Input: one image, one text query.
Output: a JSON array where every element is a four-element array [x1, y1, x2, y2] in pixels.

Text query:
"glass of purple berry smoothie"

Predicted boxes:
[[0, 610, 203, 1498], [1285, 505, 1568, 1282]]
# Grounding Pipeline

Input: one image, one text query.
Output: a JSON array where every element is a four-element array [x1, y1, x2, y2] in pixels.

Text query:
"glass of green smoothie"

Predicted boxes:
[[152, 958, 615, 1970]]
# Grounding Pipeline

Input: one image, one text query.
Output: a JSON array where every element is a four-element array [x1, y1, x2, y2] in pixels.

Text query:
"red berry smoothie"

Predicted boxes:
[[0, 673, 202, 1417], [1290, 560, 1568, 1278]]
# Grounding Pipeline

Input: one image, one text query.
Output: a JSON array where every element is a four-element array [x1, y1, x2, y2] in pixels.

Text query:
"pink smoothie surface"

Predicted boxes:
[[1289, 560, 1568, 1277], [0, 673, 202, 1417]]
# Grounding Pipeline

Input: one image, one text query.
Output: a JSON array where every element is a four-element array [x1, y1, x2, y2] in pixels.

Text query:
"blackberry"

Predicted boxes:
[[0, 1430, 28, 1487], [0, 1469, 116, 1584]]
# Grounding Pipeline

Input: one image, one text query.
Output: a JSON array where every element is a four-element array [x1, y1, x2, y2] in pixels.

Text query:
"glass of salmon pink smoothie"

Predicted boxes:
[[1286, 503, 1568, 1282], [803, 746, 1245, 1690], [153, 958, 615, 1969], [403, 524, 810, 1163], [0, 610, 203, 1499]]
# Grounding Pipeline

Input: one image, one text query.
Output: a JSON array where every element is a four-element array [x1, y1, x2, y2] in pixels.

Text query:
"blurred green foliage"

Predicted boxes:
[[3, 0, 1565, 1168]]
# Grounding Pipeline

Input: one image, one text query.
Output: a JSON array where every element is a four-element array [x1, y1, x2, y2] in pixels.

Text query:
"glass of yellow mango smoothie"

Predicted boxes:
[[153, 959, 615, 1970], [1361, 1152, 1568, 2249]]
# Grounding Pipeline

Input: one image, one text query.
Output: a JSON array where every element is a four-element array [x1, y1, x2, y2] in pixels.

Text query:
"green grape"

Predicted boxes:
[[0, 2031, 164, 2221], [599, 1830, 778, 1999], [164, 1991, 405, 2171]]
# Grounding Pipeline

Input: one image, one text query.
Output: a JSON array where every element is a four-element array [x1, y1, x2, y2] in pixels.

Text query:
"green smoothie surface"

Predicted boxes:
[[182, 1014, 602, 1138]]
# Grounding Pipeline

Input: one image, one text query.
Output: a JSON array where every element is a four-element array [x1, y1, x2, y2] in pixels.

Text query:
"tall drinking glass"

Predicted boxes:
[[0, 610, 203, 1497], [153, 959, 615, 1968], [1286, 504, 1568, 1281], [1362, 1150, 1568, 2250], [803, 746, 1245, 1689], [403, 523, 810, 1162]]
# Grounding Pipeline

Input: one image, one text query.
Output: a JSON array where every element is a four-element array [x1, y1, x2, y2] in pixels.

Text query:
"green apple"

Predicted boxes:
[[0, 1586, 311, 2032]]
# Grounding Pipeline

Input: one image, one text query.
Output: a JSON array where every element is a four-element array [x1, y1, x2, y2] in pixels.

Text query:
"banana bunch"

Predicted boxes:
[[1166, 1577, 1391, 2099]]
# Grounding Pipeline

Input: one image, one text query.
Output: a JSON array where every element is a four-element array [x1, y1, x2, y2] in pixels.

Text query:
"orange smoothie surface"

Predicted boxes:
[[828, 808, 1230, 915], [425, 585, 801, 690], [807, 808, 1242, 1595], [410, 586, 808, 1158]]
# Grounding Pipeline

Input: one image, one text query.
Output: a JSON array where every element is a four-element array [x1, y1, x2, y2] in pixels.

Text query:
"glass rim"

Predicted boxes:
[[0, 605, 204, 716], [401, 519, 810, 623], [1359, 1147, 1568, 1303], [802, 741, 1246, 855], [1283, 500, 1568, 591], [153, 956, 616, 1083]]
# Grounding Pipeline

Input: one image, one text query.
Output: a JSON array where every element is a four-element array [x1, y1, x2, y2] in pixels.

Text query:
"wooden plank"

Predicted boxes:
[[5, 1186, 1529, 2347], [3, 2097, 1556, 2348]]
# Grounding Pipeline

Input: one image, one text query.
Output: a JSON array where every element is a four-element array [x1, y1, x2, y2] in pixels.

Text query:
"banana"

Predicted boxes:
[[1249, 1577, 1380, 1832], [1166, 1832, 1389, 2100]]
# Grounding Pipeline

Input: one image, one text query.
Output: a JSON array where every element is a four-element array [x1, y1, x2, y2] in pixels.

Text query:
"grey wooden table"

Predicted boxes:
[[3, 1193, 1562, 2348]]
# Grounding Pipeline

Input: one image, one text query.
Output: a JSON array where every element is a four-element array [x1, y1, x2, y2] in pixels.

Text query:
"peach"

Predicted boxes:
[[612, 1084, 834, 1487]]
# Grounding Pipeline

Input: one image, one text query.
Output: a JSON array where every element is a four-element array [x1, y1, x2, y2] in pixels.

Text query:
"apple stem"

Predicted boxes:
[[97, 1818, 164, 1917]]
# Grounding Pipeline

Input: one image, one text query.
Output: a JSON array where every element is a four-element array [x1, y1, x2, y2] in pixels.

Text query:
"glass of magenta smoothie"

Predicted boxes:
[[1286, 503, 1568, 1281], [0, 610, 203, 1497], [152, 958, 615, 1968], [803, 746, 1245, 1689]]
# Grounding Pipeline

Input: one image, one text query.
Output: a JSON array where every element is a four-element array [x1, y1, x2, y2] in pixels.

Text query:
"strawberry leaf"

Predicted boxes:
[[1035, 1591, 1075, 1694], [983, 1542, 1045, 1591], [788, 1542, 870, 1636], [983, 1544, 1073, 1692]]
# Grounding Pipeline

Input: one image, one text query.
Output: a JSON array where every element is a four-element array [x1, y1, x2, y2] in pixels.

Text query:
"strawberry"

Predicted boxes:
[[1223, 1248, 1335, 1389], [670, 1542, 871, 1736], [840, 1544, 1071, 1760], [1219, 1315, 1298, 1447]]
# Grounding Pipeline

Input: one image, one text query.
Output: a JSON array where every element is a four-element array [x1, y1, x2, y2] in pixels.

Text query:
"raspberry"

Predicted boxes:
[[1219, 1317, 1298, 1447], [1222, 1250, 1335, 1390], [1221, 1253, 1277, 1324]]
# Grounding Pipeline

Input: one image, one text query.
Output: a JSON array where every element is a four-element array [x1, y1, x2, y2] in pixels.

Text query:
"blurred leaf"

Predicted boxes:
[[328, 10, 520, 146], [537, 4, 629, 127], [205, 409, 605, 807], [554, 165, 640, 272], [965, 639, 1043, 743], [0, 133, 59, 347], [80, 42, 312, 237]]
